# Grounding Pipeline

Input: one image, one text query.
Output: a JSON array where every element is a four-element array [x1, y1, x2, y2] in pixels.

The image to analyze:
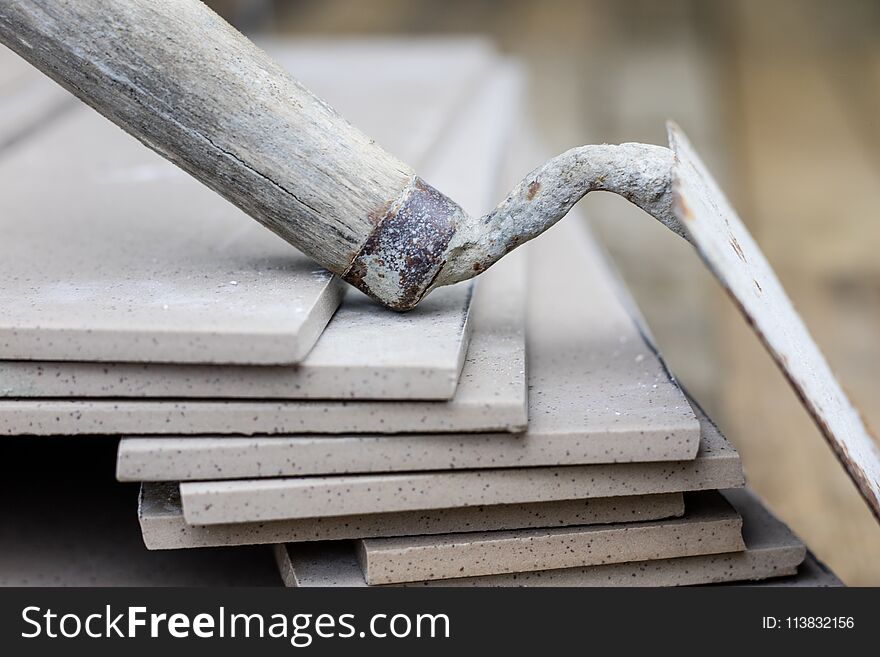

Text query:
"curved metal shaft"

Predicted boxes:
[[433, 143, 687, 290]]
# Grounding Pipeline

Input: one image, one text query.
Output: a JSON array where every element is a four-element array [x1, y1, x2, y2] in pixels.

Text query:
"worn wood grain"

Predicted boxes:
[[0, 0, 412, 278]]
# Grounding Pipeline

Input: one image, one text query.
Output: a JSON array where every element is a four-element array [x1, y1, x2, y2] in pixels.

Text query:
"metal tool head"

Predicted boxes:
[[433, 121, 880, 521], [668, 122, 880, 521]]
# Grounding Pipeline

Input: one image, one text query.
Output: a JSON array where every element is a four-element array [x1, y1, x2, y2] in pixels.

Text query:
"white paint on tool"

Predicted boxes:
[[669, 122, 880, 520]]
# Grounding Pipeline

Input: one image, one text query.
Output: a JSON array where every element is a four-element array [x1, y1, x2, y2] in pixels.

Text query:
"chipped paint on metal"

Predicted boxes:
[[667, 121, 880, 521], [343, 177, 465, 311]]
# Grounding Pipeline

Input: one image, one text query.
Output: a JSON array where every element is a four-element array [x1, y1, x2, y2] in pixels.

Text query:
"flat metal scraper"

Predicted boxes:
[[668, 123, 880, 521]]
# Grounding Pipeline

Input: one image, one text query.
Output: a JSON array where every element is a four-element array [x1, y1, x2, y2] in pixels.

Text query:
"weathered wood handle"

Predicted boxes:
[[0, 0, 470, 310], [0, 0, 685, 311]]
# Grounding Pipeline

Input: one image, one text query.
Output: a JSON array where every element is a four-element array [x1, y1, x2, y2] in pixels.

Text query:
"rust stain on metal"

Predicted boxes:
[[343, 177, 463, 311], [676, 194, 695, 222], [526, 180, 540, 200]]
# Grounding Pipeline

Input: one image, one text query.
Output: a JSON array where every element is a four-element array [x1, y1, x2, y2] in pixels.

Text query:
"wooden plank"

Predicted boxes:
[[177, 423, 742, 525]]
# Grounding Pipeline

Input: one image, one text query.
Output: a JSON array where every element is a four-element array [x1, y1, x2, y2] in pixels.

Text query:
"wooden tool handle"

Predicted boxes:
[[0, 0, 466, 309]]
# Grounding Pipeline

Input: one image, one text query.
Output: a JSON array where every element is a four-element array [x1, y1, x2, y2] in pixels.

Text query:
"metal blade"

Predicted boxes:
[[668, 122, 880, 521]]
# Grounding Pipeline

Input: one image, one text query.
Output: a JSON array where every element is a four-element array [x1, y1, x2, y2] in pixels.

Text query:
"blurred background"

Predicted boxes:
[[206, 0, 880, 584]]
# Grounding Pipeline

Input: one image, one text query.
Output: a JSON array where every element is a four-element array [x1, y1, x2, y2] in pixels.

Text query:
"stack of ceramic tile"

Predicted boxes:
[[0, 40, 839, 587]]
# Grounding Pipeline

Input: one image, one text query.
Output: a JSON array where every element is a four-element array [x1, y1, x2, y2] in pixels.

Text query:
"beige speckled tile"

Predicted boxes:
[[0, 95, 350, 365], [276, 489, 805, 587], [0, 54, 529, 433], [0, 41, 500, 366], [138, 484, 684, 550], [0, 105, 342, 365], [0, 280, 473, 400], [0, 243, 526, 435], [728, 552, 843, 587], [116, 216, 700, 475], [356, 491, 744, 584], [524, 221, 700, 462], [117, 397, 704, 483], [178, 422, 743, 525], [0, 43, 511, 400], [263, 39, 499, 176]]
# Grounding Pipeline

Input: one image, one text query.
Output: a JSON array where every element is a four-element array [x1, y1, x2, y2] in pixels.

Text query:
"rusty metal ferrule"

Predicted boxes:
[[342, 177, 467, 311]]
